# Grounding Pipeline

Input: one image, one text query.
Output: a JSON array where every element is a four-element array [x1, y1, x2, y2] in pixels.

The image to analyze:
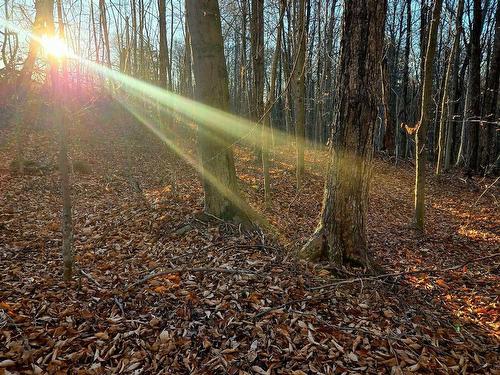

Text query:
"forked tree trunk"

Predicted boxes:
[[300, 0, 386, 266], [186, 0, 248, 222], [414, 0, 442, 230]]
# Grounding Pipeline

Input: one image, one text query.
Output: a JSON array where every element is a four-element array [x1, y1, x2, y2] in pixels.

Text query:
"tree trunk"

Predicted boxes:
[[381, 54, 395, 154], [12, 0, 54, 174], [54, 0, 74, 281], [250, 0, 264, 162], [436, 0, 464, 174], [464, 0, 482, 173], [99, 0, 111, 67], [158, 0, 170, 88], [414, 0, 442, 231], [186, 0, 248, 222], [482, 2, 500, 172], [262, 0, 285, 205], [399, 0, 411, 159], [300, 0, 386, 266], [293, 0, 307, 189], [444, 14, 464, 169]]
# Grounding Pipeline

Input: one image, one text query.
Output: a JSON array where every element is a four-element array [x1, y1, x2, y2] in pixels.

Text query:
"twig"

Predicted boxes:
[[79, 268, 103, 289], [473, 176, 499, 207], [253, 253, 499, 320], [130, 267, 258, 289], [253, 292, 332, 320], [309, 253, 500, 291]]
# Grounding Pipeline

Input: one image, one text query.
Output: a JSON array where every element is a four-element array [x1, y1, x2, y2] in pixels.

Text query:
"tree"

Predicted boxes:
[[436, 0, 464, 174], [11, 0, 54, 174], [463, 0, 482, 172], [158, 0, 170, 88], [293, 0, 307, 189], [412, 0, 442, 230], [250, 0, 264, 162], [300, 0, 386, 266], [482, 1, 500, 172], [53, 0, 74, 281], [185, 0, 248, 222], [262, 0, 286, 205]]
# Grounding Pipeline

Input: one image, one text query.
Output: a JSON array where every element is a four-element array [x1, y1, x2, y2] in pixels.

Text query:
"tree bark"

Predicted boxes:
[[300, 0, 386, 266], [414, 0, 442, 230], [437, 0, 464, 174], [158, 0, 170, 88], [482, 2, 500, 172], [293, 0, 307, 189], [186, 0, 248, 222], [54, 0, 74, 281], [464, 0, 482, 173], [262, 0, 286, 205]]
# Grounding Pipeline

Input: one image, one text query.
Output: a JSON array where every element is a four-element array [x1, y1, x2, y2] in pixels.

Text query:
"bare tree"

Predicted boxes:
[[300, 0, 386, 266], [186, 0, 248, 222], [411, 0, 442, 230]]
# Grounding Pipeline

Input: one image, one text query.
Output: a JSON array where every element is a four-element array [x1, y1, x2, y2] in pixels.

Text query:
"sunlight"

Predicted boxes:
[[39, 35, 70, 59]]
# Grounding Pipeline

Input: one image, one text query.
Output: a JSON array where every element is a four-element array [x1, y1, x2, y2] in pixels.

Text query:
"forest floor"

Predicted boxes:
[[0, 116, 499, 374]]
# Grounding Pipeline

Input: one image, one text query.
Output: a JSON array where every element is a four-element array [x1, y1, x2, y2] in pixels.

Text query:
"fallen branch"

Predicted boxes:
[[309, 252, 500, 291], [253, 253, 499, 320], [473, 176, 499, 206], [130, 267, 257, 289], [253, 292, 332, 319], [79, 268, 103, 289]]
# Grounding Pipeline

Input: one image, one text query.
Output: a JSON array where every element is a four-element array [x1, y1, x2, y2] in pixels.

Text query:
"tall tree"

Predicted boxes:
[[262, 0, 286, 204], [412, 0, 442, 230], [436, 0, 464, 174], [158, 0, 170, 88], [12, 0, 54, 174], [293, 0, 307, 189], [250, 0, 264, 161], [300, 0, 386, 266], [54, 0, 74, 281], [99, 0, 111, 67], [186, 0, 248, 221], [464, 0, 482, 172], [482, 1, 500, 171]]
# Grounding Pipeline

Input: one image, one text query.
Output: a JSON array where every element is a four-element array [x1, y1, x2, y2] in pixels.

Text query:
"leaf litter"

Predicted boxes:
[[0, 115, 498, 374]]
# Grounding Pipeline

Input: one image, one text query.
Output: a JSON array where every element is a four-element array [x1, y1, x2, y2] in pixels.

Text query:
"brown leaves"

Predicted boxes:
[[1, 124, 499, 374]]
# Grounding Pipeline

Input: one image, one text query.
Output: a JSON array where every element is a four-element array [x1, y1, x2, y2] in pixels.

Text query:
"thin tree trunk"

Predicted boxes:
[[437, 0, 464, 174], [413, 0, 442, 230], [293, 0, 307, 189], [99, 0, 111, 67], [464, 0, 482, 173], [483, 2, 500, 171], [158, 0, 169, 88], [250, 0, 264, 161], [262, 0, 285, 205], [54, 0, 74, 281]]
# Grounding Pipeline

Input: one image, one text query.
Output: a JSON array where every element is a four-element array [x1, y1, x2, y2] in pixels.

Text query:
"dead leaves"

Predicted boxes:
[[0, 124, 499, 373]]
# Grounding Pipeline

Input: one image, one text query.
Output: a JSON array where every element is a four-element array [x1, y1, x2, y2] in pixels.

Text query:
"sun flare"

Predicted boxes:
[[40, 35, 70, 58]]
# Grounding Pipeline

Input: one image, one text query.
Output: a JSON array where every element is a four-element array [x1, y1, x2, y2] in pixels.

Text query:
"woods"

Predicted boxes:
[[0, 0, 499, 373]]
